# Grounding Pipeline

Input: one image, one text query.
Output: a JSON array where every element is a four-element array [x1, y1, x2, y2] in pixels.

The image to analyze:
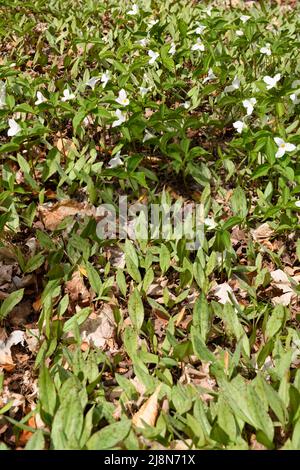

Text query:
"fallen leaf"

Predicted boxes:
[[132, 385, 161, 429], [213, 282, 238, 305], [0, 330, 25, 366], [250, 223, 274, 241], [38, 200, 95, 231], [65, 270, 90, 303], [80, 304, 115, 348], [270, 269, 300, 306]]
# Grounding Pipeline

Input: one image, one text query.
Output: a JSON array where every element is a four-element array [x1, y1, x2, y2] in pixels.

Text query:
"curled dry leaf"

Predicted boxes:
[[65, 270, 90, 303], [213, 282, 238, 305], [80, 304, 115, 348], [132, 385, 161, 429], [250, 222, 274, 241], [0, 330, 25, 367], [38, 200, 95, 231], [270, 269, 300, 306]]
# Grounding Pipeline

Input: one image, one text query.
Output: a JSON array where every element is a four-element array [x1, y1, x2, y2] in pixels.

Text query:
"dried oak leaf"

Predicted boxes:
[[250, 223, 274, 241], [38, 200, 95, 231], [80, 304, 115, 348], [65, 270, 90, 303], [132, 385, 161, 429]]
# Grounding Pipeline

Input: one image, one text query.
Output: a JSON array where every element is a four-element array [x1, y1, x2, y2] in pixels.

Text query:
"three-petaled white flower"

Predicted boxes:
[[169, 42, 176, 55], [195, 24, 206, 35], [182, 101, 190, 109], [224, 76, 240, 93], [101, 72, 110, 88], [108, 151, 124, 168], [233, 120, 246, 134], [7, 118, 21, 137], [61, 89, 75, 101], [35, 91, 47, 105], [295, 200, 300, 208], [260, 44, 271, 56], [143, 130, 155, 142], [263, 74, 281, 90], [242, 98, 257, 116], [191, 38, 205, 51], [148, 19, 158, 29], [0, 81, 6, 108], [274, 137, 296, 158], [148, 50, 159, 64], [236, 30, 244, 36], [240, 15, 250, 23], [203, 68, 217, 84], [139, 86, 150, 97], [112, 109, 126, 127], [127, 4, 139, 15], [292, 80, 300, 89], [290, 93, 300, 105], [138, 37, 149, 47], [116, 89, 129, 106], [86, 76, 101, 90]]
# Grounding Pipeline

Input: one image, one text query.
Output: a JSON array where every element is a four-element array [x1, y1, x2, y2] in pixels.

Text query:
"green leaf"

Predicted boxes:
[[128, 289, 144, 332], [265, 305, 286, 339], [25, 430, 45, 450], [86, 419, 131, 450], [24, 253, 45, 273], [191, 326, 215, 363], [39, 365, 57, 424], [159, 244, 170, 274], [0, 289, 24, 321]]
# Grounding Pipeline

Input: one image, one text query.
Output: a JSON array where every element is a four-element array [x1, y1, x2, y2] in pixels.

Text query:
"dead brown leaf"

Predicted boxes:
[[65, 270, 90, 303], [38, 200, 95, 231], [132, 385, 161, 429]]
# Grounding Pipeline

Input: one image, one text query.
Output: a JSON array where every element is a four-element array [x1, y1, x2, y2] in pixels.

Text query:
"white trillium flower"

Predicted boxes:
[[195, 24, 206, 35], [61, 89, 75, 101], [236, 30, 244, 36], [203, 68, 217, 84], [233, 120, 246, 134], [224, 76, 240, 93], [116, 89, 129, 106], [127, 4, 139, 15], [112, 109, 126, 127], [182, 101, 190, 109], [108, 152, 123, 168], [148, 19, 158, 29], [148, 50, 159, 64], [101, 72, 110, 88], [240, 15, 250, 23], [86, 76, 101, 90], [191, 38, 205, 51], [204, 217, 217, 229], [143, 130, 155, 142], [0, 81, 6, 108], [139, 86, 149, 97], [242, 97, 257, 116], [137, 37, 149, 47], [35, 91, 47, 105], [169, 42, 176, 56], [7, 118, 21, 137], [204, 6, 212, 16], [295, 200, 300, 208], [260, 44, 271, 56], [274, 137, 296, 158], [290, 93, 300, 105], [292, 80, 300, 89], [263, 74, 281, 90]]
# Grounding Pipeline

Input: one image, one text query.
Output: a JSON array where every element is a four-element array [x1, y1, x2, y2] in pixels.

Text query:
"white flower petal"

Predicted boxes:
[[274, 137, 284, 147], [285, 143, 296, 152]]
